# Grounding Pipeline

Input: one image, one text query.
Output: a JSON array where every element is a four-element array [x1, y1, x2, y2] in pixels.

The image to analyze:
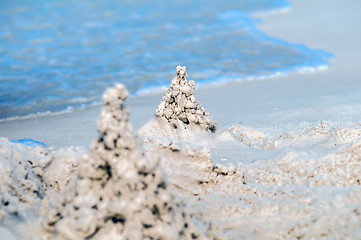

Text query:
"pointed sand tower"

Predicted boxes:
[[156, 66, 216, 133], [43, 84, 202, 240]]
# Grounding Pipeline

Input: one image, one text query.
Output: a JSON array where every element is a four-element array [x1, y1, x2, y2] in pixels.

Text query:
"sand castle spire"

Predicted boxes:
[[43, 84, 201, 239], [156, 66, 217, 132]]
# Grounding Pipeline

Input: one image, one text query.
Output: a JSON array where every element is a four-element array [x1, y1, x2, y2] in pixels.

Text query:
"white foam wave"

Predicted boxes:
[[251, 6, 291, 18], [0, 101, 102, 123]]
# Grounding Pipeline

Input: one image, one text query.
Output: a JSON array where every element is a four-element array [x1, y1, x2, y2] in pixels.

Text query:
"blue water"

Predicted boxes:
[[11, 138, 46, 148], [0, 0, 332, 120]]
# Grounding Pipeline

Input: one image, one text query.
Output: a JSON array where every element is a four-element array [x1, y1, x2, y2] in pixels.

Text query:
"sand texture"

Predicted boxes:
[[1, 0, 361, 239], [2, 67, 361, 239]]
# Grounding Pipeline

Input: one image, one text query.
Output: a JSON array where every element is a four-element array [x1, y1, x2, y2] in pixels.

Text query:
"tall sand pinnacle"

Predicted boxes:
[[156, 66, 216, 133], [43, 84, 202, 239]]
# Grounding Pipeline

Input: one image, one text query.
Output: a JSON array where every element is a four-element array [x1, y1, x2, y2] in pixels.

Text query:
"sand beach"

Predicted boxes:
[[1, 0, 361, 239]]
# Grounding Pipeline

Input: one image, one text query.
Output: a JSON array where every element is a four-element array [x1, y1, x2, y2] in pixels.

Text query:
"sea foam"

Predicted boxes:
[[0, 0, 332, 120]]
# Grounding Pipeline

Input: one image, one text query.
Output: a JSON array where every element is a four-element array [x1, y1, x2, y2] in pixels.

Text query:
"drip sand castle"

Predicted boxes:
[[139, 66, 217, 152], [43, 84, 203, 239], [156, 66, 216, 133]]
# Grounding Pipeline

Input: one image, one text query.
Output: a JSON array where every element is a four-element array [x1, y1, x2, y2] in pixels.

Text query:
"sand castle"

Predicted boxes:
[[0, 138, 80, 225], [0, 141, 47, 221], [43, 84, 202, 239], [156, 66, 217, 133]]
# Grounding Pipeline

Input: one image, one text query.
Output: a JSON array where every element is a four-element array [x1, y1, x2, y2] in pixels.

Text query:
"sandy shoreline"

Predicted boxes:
[[1, 0, 361, 149], [1, 0, 361, 239]]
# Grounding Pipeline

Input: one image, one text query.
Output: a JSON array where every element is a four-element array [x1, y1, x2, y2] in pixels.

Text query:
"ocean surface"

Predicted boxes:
[[0, 0, 332, 120]]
